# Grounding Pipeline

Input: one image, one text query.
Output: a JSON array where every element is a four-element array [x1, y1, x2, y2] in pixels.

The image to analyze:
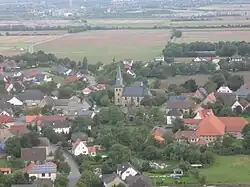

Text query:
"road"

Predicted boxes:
[[51, 144, 81, 187]]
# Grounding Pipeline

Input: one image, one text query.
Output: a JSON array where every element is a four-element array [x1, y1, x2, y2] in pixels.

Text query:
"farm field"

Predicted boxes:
[[88, 17, 250, 28], [200, 155, 250, 184], [0, 35, 59, 56], [35, 30, 172, 63], [160, 71, 250, 88], [177, 28, 250, 43]]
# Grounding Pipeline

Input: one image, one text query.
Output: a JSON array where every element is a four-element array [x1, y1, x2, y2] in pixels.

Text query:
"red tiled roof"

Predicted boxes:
[[0, 115, 14, 123], [9, 125, 29, 136], [24, 162, 57, 173], [40, 115, 66, 121], [26, 115, 40, 123], [0, 168, 11, 172], [183, 118, 201, 125], [87, 146, 96, 153], [199, 109, 214, 119], [196, 115, 225, 136], [174, 130, 196, 139], [65, 76, 81, 83], [219, 117, 248, 133]]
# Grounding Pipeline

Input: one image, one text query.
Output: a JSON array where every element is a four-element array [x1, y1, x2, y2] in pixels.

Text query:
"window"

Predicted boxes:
[[49, 173, 51, 177], [118, 99, 120, 103], [42, 173, 45, 177], [117, 93, 120, 96], [116, 89, 118, 92], [137, 97, 140, 103], [125, 97, 127, 100]]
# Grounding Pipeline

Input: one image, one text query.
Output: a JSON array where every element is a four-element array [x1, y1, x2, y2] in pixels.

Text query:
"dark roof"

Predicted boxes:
[[167, 109, 182, 116], [126, 175, 153, 187], [235, 85, 250, 97], [102, 173, 121, 185], [12, 185, 37, 187], [215, 92, 237, 106], [166, 100, 193, 109], [0, 100, 11, 110], [33, 179, 53, 187], [197, 87, 208, 97], [169, 95, 187, 101], [17, 90, 45, 101], [114, 65, 124, 88], [37, 137, 50, 147], [122, 82, 152, 97], [21, 147, 46, 161], [48, 120, 71, 128]]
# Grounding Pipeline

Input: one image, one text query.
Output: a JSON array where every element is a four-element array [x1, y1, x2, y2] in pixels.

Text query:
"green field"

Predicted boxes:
[[0, 159, 8, 167], [201, 155, 250, 184], [145, 155, 250, 185]]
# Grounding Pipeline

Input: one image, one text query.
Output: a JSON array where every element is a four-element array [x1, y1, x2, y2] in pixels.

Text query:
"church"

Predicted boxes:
[[114, 65, 152, 107]]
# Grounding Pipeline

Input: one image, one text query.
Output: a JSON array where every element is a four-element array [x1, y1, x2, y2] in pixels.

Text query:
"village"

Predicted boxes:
[[0, 51, 250, 187]]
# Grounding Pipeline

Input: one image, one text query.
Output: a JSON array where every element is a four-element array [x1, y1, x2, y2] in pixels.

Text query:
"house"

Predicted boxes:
[[35, 137, 50, 156], [0, 168, 12, 174], [7, 97, 23, 106], [83, 87, 92, 95], [24, 162, 57, 181], [0, 100, 13, 116], [217, 86, 233, 93], [215, 92, 237, 106], [9, 124, 29, 136], [65, 76, 81, 84], [202, 92, 216, 105], [235, 84, 250, 98], [102, 173, 126, 187], [71, 140, 96, 156], [33, 179, 53, 187], [37, 115, 67, 127], [0, 126, 14, 141], [21, 147, 46, 162], [117, 163, 139, 180], [126, 175, 153, 187], [166, 109, 183, 124], [114, 65, 151, 107], [49, 120, 71, 134], [212, 58, 221, 70], [183, 118, 201, 130], [194, 109, 214, 119], [154, 56, 164, 62], [166, 99, 194, 114], [0, 115, 14, 123], [175, 114, 248, 144], [16, 90, 45, 107], [231, 98, 250, 112]]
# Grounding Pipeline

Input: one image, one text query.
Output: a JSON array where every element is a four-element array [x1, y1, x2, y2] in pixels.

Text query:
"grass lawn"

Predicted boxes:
[[200, 155, 250, 184], [0, 158, 9, 167]]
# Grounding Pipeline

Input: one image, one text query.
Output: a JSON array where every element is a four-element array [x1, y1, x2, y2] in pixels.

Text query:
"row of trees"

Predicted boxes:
[[163, 41, 250, 58]]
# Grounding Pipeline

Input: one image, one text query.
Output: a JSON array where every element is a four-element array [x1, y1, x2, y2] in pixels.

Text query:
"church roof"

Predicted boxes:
[[114, 65, 124, 88]]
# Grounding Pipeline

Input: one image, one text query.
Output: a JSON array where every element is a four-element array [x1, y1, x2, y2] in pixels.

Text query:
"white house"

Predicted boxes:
[[217, 86, 233, 93], [231, 99, 250, 112], [24, 162, 57, 181], [72, 140, 96, 157], [117, 163, 139, 181], [7, 97, 23, 106]]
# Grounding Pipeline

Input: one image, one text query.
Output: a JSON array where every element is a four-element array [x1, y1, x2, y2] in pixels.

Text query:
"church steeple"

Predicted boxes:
[[115, 65, 124, 87]]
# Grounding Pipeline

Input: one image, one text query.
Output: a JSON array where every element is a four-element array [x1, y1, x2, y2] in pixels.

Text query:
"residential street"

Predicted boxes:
[[51, 144, 81, 187]]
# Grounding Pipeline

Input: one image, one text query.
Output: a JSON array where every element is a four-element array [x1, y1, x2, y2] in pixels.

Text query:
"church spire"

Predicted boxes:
[[115, 65, 124, 87]]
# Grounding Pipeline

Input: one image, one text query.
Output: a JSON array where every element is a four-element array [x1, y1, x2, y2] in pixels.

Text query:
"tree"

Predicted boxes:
[[182, 79, 198, 92], [172, 118, 185, 133], [12, 171, 29, 185], [5, 136, 22, 157], [76, 170, 101, 187], [228, 75, 244, 91], [151, 79, 161, 89], [204, 81, 217, 94], [211, 73, 226, 89], [82, 57, 88, 71], [57, 162, 71, 174], [108, 144, 132, 165], [58, 87, 73, 99], [54, 174, 69, 187]]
